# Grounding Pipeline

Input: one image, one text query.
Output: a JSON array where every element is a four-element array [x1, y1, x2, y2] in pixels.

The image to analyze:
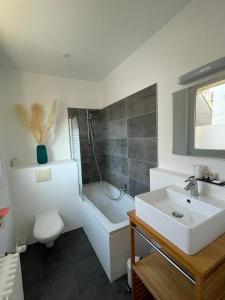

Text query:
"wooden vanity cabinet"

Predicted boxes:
[[128, 210, 225, 300]]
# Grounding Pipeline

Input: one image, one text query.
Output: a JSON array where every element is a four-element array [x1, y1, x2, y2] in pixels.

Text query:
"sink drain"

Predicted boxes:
[[172, 211, 184, 218]]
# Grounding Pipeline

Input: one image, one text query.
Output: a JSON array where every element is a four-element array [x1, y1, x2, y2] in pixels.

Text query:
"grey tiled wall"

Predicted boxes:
[[68, 83, 157, 197], [97, 83, 158, 197]]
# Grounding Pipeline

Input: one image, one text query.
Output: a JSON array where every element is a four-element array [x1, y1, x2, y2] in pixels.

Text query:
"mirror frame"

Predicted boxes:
[[188, 76, 225, 159]]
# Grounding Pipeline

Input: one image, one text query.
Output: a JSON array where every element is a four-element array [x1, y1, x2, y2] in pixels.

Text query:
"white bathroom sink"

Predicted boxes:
[[135, 185, 225, 255]]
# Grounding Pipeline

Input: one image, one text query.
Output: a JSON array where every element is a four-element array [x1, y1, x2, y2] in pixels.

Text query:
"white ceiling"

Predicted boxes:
[[0, 0, 191, 81]]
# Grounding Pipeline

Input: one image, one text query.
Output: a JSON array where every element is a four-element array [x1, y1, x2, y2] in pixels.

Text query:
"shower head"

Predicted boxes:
[[86, 109, 92, 120]]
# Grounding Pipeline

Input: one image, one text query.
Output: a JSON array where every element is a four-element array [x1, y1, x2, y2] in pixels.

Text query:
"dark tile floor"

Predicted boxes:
[[21, 228, 131, 300]]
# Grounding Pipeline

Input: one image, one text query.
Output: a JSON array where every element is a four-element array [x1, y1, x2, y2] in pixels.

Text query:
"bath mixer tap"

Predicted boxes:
[[184, 176, 198, 197], [118, 184, 129, 193]]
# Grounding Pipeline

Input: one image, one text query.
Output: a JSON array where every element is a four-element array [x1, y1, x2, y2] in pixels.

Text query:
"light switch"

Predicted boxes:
[[35, 168, 52, 183]]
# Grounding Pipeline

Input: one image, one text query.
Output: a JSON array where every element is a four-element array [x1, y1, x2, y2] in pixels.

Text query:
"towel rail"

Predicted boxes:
[[131, 226, 196, 285]]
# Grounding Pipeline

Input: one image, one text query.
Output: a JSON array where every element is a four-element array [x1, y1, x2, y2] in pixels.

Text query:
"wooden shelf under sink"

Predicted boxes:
[[133, 252, 195, 300], [128, 210, 225, 300]]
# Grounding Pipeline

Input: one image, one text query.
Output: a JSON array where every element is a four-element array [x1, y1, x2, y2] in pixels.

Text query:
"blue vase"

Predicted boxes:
[[37, 145, 48, 164]]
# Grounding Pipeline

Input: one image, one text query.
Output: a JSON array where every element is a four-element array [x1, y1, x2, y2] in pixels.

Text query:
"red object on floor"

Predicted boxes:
[[0, 207, 10, 217]]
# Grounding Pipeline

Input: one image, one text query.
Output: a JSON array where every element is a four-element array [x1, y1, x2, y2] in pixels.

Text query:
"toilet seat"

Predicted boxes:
[[33, 211, 64, 242]]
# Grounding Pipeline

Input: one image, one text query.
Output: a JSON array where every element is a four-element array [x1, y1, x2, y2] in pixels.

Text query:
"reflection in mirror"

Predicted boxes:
[[195, 79, 225, 150]]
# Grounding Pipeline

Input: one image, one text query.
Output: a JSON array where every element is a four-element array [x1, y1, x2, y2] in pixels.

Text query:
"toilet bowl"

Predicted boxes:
[[33, 211, 64, 248]]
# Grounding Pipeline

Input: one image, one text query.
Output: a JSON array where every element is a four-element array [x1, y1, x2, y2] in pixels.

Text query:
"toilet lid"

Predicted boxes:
[[33, 211, 64, 240]]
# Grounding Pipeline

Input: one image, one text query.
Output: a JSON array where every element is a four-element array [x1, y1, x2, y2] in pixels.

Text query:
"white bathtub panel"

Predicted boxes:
[[82, 180, 153, 282], [82, 201, 111, 279], [110, 228, 130, 282]]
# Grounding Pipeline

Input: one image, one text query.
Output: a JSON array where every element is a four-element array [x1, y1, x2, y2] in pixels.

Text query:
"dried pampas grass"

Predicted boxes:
[[42, 100, 57, 143], [15, 100, 58, 144]]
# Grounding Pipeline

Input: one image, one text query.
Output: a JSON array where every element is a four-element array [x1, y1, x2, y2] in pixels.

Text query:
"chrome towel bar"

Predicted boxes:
[[131, 226, 196, 285]]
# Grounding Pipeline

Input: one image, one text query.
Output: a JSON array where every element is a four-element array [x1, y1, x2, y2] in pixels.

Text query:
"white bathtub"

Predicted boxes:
[[82, 181, 150, 282]]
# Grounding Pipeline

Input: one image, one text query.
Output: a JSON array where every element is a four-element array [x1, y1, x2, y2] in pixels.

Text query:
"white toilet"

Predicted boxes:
[[33, 211, 64, 248]]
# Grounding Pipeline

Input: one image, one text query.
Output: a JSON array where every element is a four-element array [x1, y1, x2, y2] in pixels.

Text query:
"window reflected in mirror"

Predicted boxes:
[[195, 79, 225, 150]]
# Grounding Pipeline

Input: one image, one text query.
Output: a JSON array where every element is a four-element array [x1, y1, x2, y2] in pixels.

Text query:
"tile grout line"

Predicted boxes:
[[102, 153, 157, 164], [104, 166, 150, 189], [126, 110, 157, 120], [103, 167, 129, 179], [99, 136, 158, 140], [100, 109, 157, 124], [129, 177, 150, 188]]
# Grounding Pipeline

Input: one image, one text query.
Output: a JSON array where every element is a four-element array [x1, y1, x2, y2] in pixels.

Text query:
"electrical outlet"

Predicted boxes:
[[35, 168, 52, 183]]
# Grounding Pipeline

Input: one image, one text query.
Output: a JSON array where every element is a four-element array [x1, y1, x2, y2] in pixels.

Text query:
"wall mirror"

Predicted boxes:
[[195, 79, 225, 150], [173, 76, 225, 158]]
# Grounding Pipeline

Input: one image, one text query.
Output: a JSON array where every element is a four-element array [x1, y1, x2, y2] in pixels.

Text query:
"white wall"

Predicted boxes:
[[0, 67, 101, 249], [0, 71, 15, 254], [196, 124, 225, 150], [100, 0, 225, 179], [9, 160, 81, 244], [1, 67, 101, 165]]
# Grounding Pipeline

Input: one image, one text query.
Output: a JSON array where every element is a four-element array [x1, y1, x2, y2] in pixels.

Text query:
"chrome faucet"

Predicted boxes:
[[118, 184, 129, 193], [184, 176, 198, 197]]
